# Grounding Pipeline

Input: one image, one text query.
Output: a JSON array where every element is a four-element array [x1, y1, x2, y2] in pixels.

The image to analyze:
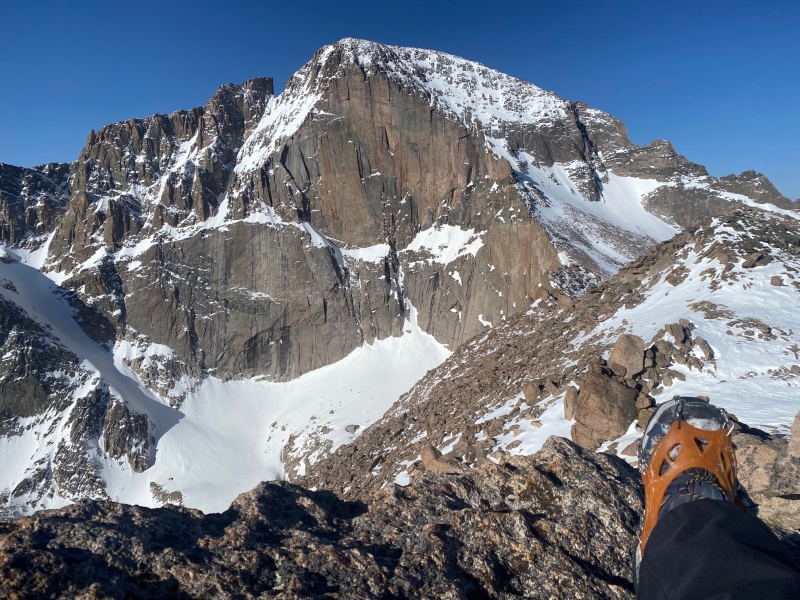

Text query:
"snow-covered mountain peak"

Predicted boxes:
[[236, 36, 566, 177], [315, 38, 567, 130], [2, 39, 796, 521]]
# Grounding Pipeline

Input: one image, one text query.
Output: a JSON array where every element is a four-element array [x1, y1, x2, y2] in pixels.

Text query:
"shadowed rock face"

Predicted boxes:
[[0, 294, 151, 518], [0, 437, 644, 599], [0, 162, 71, 246], [0, 295, 77, 429]]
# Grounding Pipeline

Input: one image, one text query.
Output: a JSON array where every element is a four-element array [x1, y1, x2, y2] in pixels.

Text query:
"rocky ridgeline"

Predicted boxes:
[[1, 434, 797, 599], [0, 437, 644, 599], [1, 39, 791, 395], [299, 207, 800, 505]]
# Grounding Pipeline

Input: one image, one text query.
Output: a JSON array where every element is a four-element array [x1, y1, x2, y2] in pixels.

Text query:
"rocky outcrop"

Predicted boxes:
[[53, 78, 275, 266], [0, 162, 71, 246], [572, 372, 639, 449], [718, 170, 797, 209], [608, 334, 645, 378], [571, 323, 720, 449], [300, 206, 800, 499], [1, 435, 796, 598], [734, 413, 800, 539], [0, 437, 644, 599]]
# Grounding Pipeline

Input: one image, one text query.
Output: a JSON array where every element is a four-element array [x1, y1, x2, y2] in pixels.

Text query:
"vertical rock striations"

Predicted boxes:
[[0, 162, 71, 246]]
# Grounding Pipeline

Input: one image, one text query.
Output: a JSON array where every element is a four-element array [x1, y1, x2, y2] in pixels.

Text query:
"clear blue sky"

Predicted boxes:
[[1, 0, 797, 199]]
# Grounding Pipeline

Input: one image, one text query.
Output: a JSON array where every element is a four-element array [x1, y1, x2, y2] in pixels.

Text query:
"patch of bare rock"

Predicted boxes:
[[571, 320, 713, 451], [0, 437, 642, 599]]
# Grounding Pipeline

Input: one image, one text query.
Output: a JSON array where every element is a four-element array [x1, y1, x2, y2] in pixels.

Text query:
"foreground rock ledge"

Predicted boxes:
[[0, 437, 644, 599]]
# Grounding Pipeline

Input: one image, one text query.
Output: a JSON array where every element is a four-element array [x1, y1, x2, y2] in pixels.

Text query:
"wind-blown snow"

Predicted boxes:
[[492, 394, 574, 458], [336, 38, 566, 131]]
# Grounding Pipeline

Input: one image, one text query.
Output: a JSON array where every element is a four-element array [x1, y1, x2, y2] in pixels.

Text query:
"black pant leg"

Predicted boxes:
[[638, 499, 800, 600]]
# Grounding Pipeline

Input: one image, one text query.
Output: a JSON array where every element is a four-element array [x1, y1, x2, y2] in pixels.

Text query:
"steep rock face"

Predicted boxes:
[[229, 42, 565, 352], [122, 220, 369, 381], [53, 77, 275, 267], [0, 294, 75, 431], [42, 42, 577, 387], [0, 162, 71, 246], [0, 437, 644, 599], [35, 39, 795, 391]]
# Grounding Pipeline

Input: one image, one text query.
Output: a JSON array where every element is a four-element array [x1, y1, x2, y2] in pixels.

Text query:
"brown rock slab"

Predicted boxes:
[[637, 407, 657, 430], [621, 440, 639, 457], [608, 361, 628, 378], [743, 252, 771, 268], [420, 445, 462, 474], [635, 393, 655, 410], [564, 386, 578, 420], [608, 334, 645, 379], [789, 411, 800, 458], [572, 373, 638, 449]]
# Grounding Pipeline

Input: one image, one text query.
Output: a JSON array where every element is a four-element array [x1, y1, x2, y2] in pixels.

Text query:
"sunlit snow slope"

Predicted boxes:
[[0, 241, 448, 513]]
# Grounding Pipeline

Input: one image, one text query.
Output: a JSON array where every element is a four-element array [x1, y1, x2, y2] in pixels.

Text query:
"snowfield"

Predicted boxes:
[[0, 243, 449, 513]]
